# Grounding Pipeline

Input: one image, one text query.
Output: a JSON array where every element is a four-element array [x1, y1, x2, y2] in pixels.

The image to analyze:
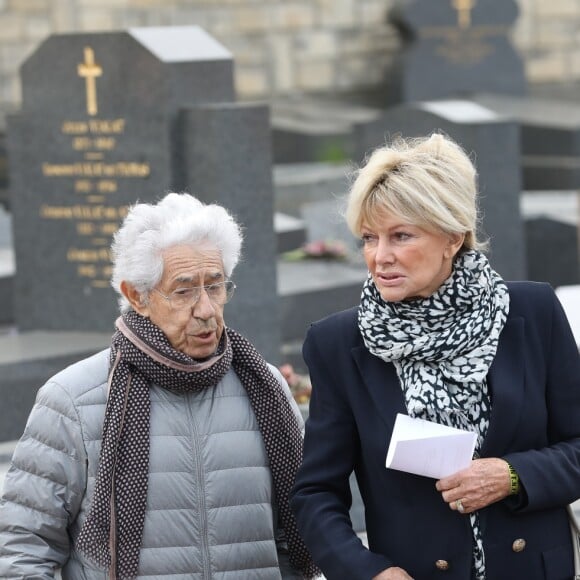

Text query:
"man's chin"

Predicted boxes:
[[186, 340, 219, 360]]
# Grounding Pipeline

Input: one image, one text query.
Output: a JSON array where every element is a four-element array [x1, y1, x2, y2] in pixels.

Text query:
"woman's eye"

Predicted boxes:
[[361, 234, 375, 244], [394, 232, 411, 241]]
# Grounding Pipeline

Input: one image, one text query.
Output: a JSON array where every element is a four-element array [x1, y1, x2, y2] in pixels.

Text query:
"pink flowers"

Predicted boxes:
[[279, 364, 312, 404], [283, 239, 348, 261]]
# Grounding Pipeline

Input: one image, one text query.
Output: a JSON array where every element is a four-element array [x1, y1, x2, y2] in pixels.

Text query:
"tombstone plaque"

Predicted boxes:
[[387, 0, 526, 103], [7, 27, 280, 361]]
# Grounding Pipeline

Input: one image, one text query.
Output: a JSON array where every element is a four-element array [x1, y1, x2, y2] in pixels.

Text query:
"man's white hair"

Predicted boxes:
[[111, 192, 243, 313]]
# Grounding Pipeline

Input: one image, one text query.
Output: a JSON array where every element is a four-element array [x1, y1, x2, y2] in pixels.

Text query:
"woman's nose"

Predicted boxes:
[[375, 237, 395, 265]]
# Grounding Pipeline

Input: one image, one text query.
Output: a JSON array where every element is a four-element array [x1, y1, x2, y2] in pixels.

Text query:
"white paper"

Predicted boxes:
[[385, 413, 477, 479]]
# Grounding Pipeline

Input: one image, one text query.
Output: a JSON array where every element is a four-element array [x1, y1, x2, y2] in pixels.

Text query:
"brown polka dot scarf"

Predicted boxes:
[[77, 310, 319, 579]]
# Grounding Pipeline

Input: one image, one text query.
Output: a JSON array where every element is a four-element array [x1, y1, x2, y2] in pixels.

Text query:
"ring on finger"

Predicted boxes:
[[455, 499, 465, 513]]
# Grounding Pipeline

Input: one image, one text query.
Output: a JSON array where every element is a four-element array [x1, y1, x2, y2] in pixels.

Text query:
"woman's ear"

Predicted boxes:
[[120, 281, 150, 317], [445, 233, 465, 260]]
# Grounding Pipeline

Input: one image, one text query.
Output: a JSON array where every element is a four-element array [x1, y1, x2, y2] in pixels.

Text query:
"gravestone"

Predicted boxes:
[[354, 100, 526, 280], [471, 94, 580, 191], [525, 218, 580, 288], [521, 191, 580, 287], [7, 27, 280, 361], [387, 0, 526, 103]]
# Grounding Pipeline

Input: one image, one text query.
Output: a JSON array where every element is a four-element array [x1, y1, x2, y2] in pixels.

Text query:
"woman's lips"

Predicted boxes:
[[376, 272, 405, 286]]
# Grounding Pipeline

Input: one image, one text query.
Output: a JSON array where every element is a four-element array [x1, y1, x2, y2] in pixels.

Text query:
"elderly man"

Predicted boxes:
[[0, 193, 318, 579]]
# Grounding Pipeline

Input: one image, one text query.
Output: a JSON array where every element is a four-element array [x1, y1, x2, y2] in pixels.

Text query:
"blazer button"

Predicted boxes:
[[512, 538, 526, 552], [435, 559, 450, 570]]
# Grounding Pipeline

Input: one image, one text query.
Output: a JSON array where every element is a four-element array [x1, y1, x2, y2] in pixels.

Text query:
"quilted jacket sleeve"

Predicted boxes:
[[0, 379, 88, 579]]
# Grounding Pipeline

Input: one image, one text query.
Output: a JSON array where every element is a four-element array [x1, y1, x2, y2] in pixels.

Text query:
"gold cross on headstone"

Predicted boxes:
[[77, 47, 102, 116], [452, 0, 477, 29]]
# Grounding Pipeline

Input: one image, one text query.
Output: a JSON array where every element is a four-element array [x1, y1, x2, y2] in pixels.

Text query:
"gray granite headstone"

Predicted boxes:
[[387, 0, 526, 103], [7, 27, 280, 361], [354, 100, 526, 280], [471, 94, 580, 191]]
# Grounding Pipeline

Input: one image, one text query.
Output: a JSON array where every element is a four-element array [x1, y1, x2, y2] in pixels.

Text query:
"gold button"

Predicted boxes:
[[435, 559, 450, 570], [512, 538, 526, 552]]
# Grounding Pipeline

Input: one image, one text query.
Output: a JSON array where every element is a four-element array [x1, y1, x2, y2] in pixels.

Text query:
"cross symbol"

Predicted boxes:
[[452, 0, 477, 29], [77, 46, 102, 116]]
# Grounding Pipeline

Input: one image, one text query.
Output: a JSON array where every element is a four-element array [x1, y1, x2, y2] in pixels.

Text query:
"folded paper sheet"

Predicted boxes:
[[386, 413, 477, 479]]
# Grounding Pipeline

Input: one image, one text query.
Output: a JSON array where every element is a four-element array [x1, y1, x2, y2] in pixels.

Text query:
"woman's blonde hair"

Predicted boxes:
[[345, 133, 487, 252]]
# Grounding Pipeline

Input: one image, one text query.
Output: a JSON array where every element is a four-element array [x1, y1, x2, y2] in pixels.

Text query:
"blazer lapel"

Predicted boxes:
[[351, 345, 407, 432], [480, 316, 525, 457]]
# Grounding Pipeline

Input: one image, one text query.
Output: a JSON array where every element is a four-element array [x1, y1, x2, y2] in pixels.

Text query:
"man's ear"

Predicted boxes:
[[120, 281, 150, 317]]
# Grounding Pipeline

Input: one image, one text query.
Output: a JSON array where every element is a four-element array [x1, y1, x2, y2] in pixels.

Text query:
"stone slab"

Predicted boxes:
[[275, 212, 307, 253], [277, 259, 367, 343], [0, 330, 111, 441]]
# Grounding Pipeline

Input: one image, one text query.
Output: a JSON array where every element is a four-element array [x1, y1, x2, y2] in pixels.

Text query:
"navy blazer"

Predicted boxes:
[[291, 282, 580, 580]]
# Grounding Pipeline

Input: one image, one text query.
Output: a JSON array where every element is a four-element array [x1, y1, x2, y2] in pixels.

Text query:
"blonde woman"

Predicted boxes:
[[291, 134, 580, 580]]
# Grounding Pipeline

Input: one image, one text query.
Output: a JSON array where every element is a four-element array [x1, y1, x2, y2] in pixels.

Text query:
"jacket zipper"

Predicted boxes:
[[187, 398, 211, 579]]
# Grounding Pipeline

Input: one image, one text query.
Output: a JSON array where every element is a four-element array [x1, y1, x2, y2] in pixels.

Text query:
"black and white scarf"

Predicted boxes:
[[358, 250, 510, 580], [77, 310, 319, 580]]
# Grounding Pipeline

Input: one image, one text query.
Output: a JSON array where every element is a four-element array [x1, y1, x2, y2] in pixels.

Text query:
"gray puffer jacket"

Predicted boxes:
[[0, 348, 304, 579]]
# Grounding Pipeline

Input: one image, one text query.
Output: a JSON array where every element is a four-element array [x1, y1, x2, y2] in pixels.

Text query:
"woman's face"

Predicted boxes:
[[361, 212, 464, 302]]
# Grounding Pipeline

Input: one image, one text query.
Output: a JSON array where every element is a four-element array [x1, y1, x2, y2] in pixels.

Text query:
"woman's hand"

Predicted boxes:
[[436, 458, 511, 514], [373, 567, 414, 579]]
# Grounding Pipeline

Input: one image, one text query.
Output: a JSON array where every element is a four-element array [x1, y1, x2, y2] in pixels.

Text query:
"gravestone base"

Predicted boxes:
[[0, 330, 111, 441], [277, 259, 367, 345], [274, 213, 307, 254]]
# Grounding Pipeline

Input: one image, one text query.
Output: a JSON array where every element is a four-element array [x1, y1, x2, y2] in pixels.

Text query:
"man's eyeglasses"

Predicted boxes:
[[152, 280, 236, 309]]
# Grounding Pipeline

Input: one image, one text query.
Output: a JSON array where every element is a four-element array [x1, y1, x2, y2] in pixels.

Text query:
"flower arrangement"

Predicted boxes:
[[279, 364, 312, 405], [282, 239, 348, 262]]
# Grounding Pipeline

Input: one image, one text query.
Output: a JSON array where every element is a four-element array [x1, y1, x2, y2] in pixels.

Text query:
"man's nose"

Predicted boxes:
[[193, 288, 216, 319]]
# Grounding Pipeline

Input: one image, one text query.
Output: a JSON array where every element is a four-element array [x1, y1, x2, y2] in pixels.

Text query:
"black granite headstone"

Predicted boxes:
[[387, 0, 526, 103], [176, 102, 281, 361], [525, 217, 580, 288], [7, 27, 280, 361], [354, 100, 526, 280], [8, 27, 232, 333]]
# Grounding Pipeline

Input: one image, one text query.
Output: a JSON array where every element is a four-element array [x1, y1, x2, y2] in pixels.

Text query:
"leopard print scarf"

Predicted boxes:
[[358, 250, 510, 580]]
